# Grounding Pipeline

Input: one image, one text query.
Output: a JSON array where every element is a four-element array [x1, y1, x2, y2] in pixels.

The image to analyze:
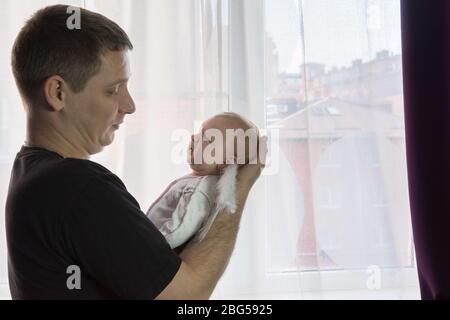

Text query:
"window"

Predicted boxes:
[[263, 0, 417, 296]]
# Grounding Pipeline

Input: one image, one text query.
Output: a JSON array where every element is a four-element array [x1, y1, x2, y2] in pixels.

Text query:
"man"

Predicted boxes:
[[5, 5, 264, 299]]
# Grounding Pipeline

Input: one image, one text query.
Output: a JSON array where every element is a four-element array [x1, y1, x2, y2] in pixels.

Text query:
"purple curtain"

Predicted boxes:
[[401, 0, 450, 299]]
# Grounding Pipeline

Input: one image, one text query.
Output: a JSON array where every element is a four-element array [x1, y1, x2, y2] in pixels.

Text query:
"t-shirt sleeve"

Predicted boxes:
[[63, 175, 182, 299]]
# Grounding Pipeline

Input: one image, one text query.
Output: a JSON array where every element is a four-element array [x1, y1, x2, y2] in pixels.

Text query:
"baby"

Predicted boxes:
[[146, 112, 260, 251]]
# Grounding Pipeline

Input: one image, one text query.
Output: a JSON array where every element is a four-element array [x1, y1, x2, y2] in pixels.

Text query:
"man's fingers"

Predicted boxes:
[[258, 136, 268, 167], [246, 135, 268, 166]]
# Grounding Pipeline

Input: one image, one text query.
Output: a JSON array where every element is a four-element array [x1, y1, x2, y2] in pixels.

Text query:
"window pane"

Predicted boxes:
[[265, 0, 412, 272]]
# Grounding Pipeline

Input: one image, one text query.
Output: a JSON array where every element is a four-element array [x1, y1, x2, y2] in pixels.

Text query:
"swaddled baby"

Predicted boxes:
[[146, 112, 260, 251]]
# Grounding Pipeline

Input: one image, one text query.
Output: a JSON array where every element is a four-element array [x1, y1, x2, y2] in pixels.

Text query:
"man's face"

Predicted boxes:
[[63, 50, 135, 155]]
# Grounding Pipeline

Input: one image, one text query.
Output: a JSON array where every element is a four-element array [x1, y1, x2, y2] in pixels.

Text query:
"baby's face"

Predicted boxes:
[[187, 115, 256, 175], [188, 116, 228, 175]]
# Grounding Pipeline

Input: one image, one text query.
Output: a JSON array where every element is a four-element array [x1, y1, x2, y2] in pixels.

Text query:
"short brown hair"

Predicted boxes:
[[11, 5, 133, 107]]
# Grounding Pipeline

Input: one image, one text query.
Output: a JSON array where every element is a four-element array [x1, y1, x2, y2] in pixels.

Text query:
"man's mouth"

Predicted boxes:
[[112, 121, 123, 130]]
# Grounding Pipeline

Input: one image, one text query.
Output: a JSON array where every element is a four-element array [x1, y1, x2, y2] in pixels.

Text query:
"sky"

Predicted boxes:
[[265, 0, 402, 73]]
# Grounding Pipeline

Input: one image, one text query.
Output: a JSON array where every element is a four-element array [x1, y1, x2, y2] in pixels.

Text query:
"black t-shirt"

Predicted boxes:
[[5, 145, 181, 299]]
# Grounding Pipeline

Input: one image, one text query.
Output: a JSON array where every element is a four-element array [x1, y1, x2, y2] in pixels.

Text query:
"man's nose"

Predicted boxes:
[[120, 89, 136, 115]]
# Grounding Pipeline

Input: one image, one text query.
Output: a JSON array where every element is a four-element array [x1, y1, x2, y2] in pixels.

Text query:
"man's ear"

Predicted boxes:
[[43, 76, 67, 112]]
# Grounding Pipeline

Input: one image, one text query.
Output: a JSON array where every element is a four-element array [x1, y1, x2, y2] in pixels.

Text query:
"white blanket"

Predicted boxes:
[[146, 165, 239, 248]]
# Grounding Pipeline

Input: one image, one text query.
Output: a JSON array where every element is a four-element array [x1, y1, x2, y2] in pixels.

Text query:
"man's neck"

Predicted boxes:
[[26, 124, 91, 160], [25, 136, 90, 160]]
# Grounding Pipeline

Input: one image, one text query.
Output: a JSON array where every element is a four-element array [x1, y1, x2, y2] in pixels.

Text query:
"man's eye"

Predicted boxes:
[[108, 86, 120, 95]]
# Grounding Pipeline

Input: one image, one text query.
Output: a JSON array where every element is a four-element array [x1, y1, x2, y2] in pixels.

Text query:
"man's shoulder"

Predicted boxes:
[[41, 156, 120, 186], [60, 158, 121, 184], [10, 147, 126, 199], [50, 158, 130, 201]]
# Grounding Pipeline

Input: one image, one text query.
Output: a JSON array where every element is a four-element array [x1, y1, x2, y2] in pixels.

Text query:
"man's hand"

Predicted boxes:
[[237, 136, 268, 190]]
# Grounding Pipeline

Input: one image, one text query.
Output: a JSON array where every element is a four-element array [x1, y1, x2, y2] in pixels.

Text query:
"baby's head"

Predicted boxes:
[[188, 112, 260, 176]]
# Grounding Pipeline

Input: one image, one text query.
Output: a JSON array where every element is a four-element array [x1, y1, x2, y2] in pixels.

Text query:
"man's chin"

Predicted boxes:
[[87, 144, 105, 156], [94, 136, 114, 154]]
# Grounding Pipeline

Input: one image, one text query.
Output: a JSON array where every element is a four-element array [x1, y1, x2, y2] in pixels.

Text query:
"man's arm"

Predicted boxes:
[[155, 149, 265, 300]]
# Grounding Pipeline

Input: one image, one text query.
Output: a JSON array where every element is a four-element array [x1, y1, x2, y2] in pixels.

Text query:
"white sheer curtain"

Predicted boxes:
[[0, 0, 419, 299], [259, 0, 419, 299]]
